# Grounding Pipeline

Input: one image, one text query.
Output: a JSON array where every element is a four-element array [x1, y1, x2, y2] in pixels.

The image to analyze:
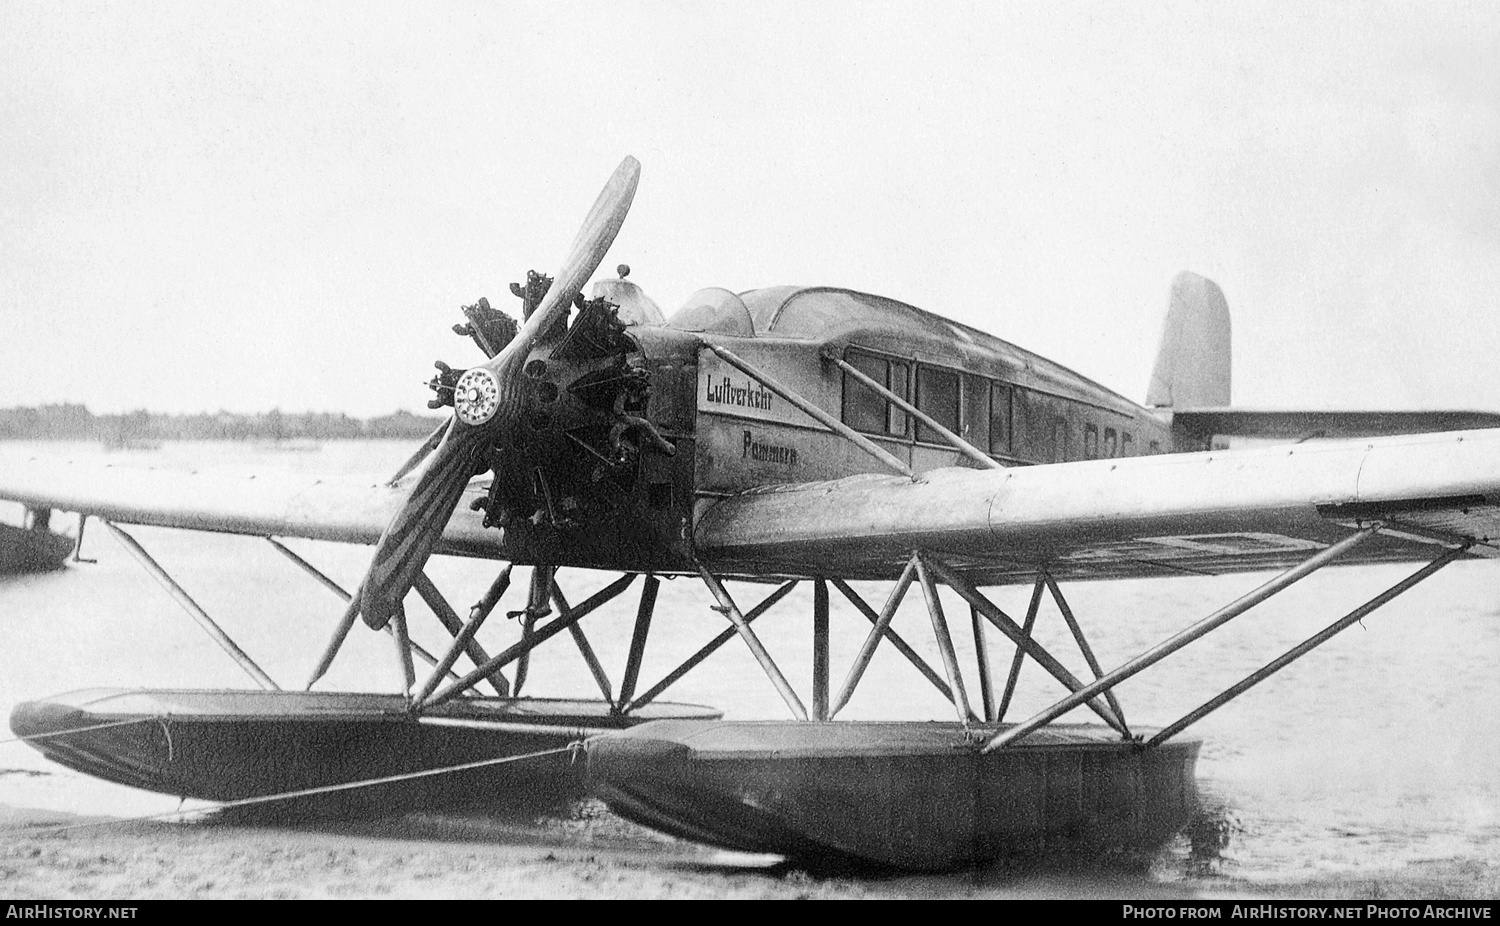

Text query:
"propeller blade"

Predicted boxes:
[[361, 428, 484, 628], [501, 155, 640, 362], [356, 156, 641, 630]]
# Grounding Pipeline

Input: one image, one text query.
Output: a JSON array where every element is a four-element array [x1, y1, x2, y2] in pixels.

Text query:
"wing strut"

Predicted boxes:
[[1144, 542, 1467, 746], [983, 524, 1383, 752], [829, 354, 1003, 470]]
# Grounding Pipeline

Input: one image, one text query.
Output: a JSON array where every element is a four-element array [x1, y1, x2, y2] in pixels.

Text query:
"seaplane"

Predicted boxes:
[[6, 156, 1500, 870]]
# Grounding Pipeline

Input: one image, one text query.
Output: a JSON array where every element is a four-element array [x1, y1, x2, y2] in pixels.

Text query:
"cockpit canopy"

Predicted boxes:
[[665, 288, 755, 336]]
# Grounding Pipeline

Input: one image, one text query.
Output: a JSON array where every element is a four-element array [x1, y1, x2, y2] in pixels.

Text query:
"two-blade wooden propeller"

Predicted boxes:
[[358, 156, 641, 629]]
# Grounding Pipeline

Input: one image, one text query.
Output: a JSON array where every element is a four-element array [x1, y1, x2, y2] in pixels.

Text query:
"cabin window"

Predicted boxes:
[[1052, 419, 1069, 463], [1084, 423, 1099, 460], [888, 362, 908, 434], [989, 383, 1012, 454], [1121, 432, 1134, 457], [915, 366, 960, 444], [961, 375, 989, 450], [842, 349, 910, 437], [1103, 427, 1118, 458]]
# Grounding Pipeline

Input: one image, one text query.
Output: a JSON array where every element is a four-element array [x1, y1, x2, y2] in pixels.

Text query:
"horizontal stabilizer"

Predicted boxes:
[[1170, 409, 1500, 442]]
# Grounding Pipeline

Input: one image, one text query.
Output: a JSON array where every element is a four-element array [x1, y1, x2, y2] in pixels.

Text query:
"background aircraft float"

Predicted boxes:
[[6, 157, 1500, 869]]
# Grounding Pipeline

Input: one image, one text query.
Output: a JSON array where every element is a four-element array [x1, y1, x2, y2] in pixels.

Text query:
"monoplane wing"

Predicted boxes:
[[0, 453, 502, 559], [10, 429, 1500, 583], [693, 428, 1500, 583]]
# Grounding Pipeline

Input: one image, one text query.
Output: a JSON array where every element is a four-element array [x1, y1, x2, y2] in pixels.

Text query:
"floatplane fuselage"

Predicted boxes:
[[444, 272, 1199, 577]]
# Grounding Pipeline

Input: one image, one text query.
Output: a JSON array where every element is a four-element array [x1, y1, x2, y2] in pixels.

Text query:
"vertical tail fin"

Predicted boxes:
[[1146, 271, 1231, 408]]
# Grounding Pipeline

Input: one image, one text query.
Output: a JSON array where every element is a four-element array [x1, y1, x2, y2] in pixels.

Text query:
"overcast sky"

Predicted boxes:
[[2, 1, 1496, 416]]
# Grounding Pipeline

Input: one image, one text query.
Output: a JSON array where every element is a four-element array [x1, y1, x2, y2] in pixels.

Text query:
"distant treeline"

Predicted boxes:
[[0, 404, 445, 441]]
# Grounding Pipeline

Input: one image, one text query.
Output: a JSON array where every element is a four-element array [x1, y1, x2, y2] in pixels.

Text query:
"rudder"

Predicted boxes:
[[1145, 272, 1231, 408]]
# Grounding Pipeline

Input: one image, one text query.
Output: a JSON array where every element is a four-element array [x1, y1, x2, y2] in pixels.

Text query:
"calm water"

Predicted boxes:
[[2, 440, 1498, 894]]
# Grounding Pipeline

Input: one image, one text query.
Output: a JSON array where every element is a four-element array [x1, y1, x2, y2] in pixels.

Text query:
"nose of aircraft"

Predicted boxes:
[[358, 156, 642, 630]]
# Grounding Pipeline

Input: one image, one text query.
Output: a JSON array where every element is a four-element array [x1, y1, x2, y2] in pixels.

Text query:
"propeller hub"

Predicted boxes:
[[454, 367, 501, 426]]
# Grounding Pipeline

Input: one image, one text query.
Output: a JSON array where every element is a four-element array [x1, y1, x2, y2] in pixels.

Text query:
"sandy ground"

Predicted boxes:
[[0, 801, 1212, 901], [3, 803, 1496, 901]]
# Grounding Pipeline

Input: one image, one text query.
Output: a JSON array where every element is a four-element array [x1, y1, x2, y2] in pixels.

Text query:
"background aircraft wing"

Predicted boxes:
[[694, 428, 1500, 583], [0, 453, 503, 559]]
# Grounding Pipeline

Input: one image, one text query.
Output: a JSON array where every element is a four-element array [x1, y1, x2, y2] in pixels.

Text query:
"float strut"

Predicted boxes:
[[997, 575, 1046, 723], [470, 565, 515, 623], [389, 604, 417, 694], [1046, 573, 1128, 734], [915, 556, 974, 726], [271, 543, 463, 690], [305, 592, 362, 689], [625, 580, 798, 713], [813, 579, 830, 720], [828, 573, 966, 717], [551, 580, 614, 702], [828, 570, 966, 714], [698, 566, 808, 720], [104, 520, 279, 691], [422, 573, 636, 710], [1147, 543, 1465, 746], [923, 554, 1128, 734], [415, 571, 509, 696], [970, 604, 996, 722], [72, 513, 96, 564], [616, 575, 659, 711], [831, 560, 916, 716], [985, 525, 1381, 752], [513, 566, 553, 695], [411, 566, 513, 707]]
